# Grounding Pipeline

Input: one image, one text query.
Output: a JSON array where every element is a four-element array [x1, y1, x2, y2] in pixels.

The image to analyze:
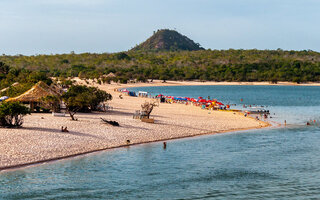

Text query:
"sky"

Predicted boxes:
[[1, 0, 320, 55]]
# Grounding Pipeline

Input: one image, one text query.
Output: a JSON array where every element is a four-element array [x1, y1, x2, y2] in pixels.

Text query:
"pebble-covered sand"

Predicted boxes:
[[0, 80, 269, 170]]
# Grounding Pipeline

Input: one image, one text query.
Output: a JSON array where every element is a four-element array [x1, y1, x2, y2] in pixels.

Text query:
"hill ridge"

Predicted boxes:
[[131, 29, 204, 51]]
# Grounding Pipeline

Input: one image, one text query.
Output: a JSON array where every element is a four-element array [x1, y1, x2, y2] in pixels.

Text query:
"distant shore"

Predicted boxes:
[[0, 79, 271, 171], [109, 80, 320, 89]]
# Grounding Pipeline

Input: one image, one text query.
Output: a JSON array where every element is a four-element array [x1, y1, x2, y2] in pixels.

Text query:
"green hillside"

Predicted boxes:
[[131, 29, 204, 51]]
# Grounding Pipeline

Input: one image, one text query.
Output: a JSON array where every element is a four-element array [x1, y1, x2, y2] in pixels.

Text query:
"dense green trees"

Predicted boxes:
[[0, 66, 53, 98], [0, 102, 30, 127], [61, 85, 112, 120], [41, 95, 61, 112], [0, 49, 320, 94]]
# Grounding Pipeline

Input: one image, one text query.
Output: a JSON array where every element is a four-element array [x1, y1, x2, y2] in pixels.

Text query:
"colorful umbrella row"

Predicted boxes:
[[157, 94, 224, 105]]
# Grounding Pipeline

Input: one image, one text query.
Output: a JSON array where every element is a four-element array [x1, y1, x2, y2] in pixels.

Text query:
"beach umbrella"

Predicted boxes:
[[216, 102, 224, 105], [198, 96, 203, 99], [198, 99, 207, 103], [0, 96, 8, 101]]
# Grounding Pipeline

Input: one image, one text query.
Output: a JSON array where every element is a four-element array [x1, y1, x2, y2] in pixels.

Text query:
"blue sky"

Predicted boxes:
[[1, 0, 319, 55]]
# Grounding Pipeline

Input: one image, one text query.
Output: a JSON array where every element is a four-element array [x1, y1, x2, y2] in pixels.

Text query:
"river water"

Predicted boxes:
[[1, 85, 320, 199]]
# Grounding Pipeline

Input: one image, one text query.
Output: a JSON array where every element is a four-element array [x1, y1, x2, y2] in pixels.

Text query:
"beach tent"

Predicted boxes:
[[105, 72, 116, 78], [121, 89, 129, 93], [128, 91, 137, 97], [6, 81, 61, 110], [7, 81, 60, 103], [138, 91, 148, 97]]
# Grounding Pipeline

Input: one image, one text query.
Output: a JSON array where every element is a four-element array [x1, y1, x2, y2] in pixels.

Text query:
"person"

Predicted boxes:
[[284, 120, 287, 126], [163, 142, 167, 149], [61, 126, 69, 132]]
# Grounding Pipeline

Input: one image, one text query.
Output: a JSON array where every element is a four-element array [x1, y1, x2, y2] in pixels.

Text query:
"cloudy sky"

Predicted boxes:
[[1, 0, 319, 55]]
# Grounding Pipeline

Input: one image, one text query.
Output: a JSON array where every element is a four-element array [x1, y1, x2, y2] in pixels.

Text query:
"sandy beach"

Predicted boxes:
[[0, 80, 270, 170]]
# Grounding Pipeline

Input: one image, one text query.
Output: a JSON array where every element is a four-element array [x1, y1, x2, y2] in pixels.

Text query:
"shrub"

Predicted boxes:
[[0, 102, 30, 127]]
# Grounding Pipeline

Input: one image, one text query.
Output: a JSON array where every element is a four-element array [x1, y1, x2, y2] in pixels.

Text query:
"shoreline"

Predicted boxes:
[[102, 80, 320, 90], [0, 79, 272, 172], [0, 123, 271, 172]]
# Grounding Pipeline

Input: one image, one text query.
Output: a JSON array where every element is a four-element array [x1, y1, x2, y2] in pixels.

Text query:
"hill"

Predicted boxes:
[[131, 29, 204, 51]]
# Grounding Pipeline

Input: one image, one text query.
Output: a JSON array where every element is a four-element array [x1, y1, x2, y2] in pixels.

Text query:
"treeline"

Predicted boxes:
[[1, 49, 320, 88], [0, 62, 52, 97]]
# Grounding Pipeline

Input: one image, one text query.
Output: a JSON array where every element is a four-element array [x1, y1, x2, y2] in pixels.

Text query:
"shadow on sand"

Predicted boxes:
[[23, 127, 102, 139]]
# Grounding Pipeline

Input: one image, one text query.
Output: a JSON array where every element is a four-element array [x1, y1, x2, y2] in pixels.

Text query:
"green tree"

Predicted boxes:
[[0, 102, 30, 127], [62, 85, 112, 120], [41, 95, 61, 112], [0, 62, 10, 75], [88, 87, 112, 110]]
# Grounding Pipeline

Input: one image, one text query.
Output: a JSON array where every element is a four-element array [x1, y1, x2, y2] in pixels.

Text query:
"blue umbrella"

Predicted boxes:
[[0, 96, 9, 101]]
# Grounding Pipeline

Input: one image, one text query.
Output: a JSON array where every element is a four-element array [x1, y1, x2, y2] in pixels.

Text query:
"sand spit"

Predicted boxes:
[[0, 80, 270, 170]]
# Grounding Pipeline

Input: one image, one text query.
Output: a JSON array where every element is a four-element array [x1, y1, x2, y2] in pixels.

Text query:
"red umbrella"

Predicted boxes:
[[216, 102, 224, 105], [198, 99, 207, 103]]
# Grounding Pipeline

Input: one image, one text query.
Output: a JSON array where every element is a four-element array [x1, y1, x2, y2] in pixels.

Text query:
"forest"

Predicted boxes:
[[1, 49, 320, 97]]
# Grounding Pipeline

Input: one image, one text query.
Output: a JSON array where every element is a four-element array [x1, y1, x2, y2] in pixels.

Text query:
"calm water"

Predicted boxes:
[[1, 85, 320, 199]]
